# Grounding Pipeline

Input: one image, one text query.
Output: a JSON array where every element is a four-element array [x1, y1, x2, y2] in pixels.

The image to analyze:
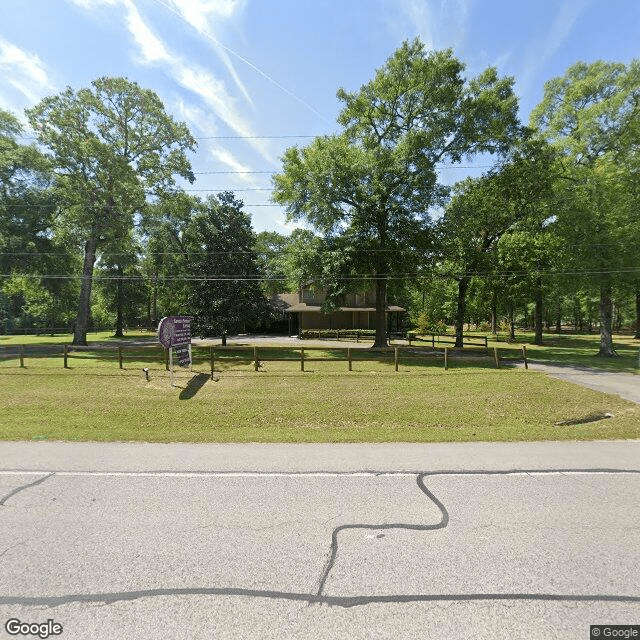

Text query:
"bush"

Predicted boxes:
[[414, 312, 447, 335], [299, 329, 375, 340]]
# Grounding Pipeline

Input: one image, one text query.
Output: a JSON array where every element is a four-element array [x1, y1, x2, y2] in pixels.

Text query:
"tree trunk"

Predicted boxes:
[[152, 272, 158, 326], [533, 277, 543, 346], [372, 276, 388, 348], [506, 301, 515, 342], [73, 235, 98, 346], [114, 265, 124, 337], [598, 282, 617, 357], [454, 277, 470, 348], [490, 289, 498, 334], [634, 286, 640, 340]]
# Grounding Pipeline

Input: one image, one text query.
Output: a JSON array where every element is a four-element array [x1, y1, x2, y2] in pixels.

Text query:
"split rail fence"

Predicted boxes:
[[0, 343, 529, 375]]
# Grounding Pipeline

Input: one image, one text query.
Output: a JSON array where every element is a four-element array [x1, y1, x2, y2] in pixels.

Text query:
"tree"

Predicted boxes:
[[94, 232, 147, 336], [273, 40, 522, 347], [531, 59, 640, 356], [26, 77, 196, 345], [254, 230, 291, 296], [439, 140, 557, 347], [184, 192, 273, 336], [0, 109, 78, 329]]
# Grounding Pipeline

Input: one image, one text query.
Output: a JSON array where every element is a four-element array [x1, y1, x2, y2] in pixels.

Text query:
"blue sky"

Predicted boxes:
[[1, 0, 638, 234]]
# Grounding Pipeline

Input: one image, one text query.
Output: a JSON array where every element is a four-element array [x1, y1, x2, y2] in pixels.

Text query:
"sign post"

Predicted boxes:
[[157, 316, 192, 387]]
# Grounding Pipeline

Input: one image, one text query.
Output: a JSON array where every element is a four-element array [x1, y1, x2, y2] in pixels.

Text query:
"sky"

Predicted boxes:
[[1, 0, 639, 234]]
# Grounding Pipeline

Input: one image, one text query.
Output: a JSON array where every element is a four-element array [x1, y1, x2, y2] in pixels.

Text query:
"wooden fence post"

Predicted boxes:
[[432, 334, 435, 348], [63, 345, 68, 368], [300, 348, 305, 371], [20, 344, 25, 368], [444, 347, 448, 370], [522, 345, 528, 369], [254, 346, 259, 371], [165, 348, 169, 371], [494, 347, 500, 369], [484, 336, 488, 348], [118, 346, 123, 369], [348, 348, 352, 371], [394, 347, 399, 372]]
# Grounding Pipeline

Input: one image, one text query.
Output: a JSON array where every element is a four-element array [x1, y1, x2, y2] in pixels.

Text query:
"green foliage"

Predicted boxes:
[[26, 77, 196, 345], [183, 192, 274, 336], [531, 59, 640, 355], [273, 39, 522, 346], [413, 312, 447, 335]]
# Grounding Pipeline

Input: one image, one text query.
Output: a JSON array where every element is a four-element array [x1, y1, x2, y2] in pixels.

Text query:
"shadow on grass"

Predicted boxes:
[[179, 373, 210, 400]]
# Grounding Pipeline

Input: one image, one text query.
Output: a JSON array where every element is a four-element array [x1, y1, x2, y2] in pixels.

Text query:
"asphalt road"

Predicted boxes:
[[1, 442, 639, 640]]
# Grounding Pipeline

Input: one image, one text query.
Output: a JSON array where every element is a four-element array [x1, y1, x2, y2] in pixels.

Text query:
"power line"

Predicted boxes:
[[0, 243, 628, 257], [2, 268, 639, 282]]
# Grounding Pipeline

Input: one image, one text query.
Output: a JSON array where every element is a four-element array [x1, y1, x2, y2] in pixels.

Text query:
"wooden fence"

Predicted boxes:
[[0, 343, 529, 375]]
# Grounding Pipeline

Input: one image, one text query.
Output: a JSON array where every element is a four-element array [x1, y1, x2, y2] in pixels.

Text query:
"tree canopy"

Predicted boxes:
[[26, 77, 196, 344], [274, 40, 523, 347], [531, 59, 640, 355]]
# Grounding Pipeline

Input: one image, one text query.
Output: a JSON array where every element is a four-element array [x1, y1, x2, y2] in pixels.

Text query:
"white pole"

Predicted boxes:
[[169, 347, 174, 387], [189, 344, 192, 371]]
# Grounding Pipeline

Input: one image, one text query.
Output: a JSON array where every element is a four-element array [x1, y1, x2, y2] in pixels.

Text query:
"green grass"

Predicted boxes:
[[0, 329, 638, 443], [0, 361, 638, 443]]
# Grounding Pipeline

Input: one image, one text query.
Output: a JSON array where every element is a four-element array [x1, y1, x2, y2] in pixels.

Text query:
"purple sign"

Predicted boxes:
[[175, 344, 191, 367], [157, 316, 191, 348]]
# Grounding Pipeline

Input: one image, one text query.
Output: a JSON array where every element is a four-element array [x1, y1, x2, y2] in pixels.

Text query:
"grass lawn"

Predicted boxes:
[[0, 329, 637, 443], [1, 358, 638, 443]]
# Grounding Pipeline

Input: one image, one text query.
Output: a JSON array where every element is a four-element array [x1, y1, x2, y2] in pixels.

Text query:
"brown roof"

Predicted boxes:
[[284, 303, 405, 313]]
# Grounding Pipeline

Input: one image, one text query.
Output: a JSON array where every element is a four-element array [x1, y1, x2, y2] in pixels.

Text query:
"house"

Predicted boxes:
[[274, 284, 405, 336]]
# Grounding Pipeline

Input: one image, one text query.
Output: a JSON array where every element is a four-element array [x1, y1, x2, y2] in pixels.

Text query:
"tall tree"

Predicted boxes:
[[0, 109, 78, 329], [439, 140, 557, 347], [530, 59, 640, 356], [185, 192, 273, 337], [273, 40, 522, 347], [26, 77, 196, 345]]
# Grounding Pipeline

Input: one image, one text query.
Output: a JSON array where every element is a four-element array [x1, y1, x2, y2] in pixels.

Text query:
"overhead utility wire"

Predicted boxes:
[[3, 268, 639, 282]]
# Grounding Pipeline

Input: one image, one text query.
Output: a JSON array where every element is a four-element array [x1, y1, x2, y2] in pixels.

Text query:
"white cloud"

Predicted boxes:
[[0, 37, 55, 110], [175, 99, 258, 182], [164, 0, 246, 30], [124, 0, 172, 63], [153, 0, 253, 106], [67, 0, 119, 8], [394, 0, 470, 51], [70, 0, 274, 163], [518, 0, 595, 94]]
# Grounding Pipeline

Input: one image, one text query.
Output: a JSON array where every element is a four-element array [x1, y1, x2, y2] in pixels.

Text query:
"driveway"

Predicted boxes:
[[522, 362, 640, 405]]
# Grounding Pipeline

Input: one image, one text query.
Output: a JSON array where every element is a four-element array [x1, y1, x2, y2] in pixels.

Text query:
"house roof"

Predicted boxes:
[[283, 303, 405, 313]]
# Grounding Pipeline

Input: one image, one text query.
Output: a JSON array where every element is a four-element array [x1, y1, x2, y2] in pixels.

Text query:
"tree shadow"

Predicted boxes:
[[179, 373, 210, 400]]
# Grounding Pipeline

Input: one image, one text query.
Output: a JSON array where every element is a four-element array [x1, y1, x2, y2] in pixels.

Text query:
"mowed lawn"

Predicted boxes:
[[1, 361, 639, 442]]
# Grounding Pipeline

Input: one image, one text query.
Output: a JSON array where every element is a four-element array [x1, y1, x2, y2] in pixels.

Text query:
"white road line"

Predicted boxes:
[[0, 470, 638, 478]]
